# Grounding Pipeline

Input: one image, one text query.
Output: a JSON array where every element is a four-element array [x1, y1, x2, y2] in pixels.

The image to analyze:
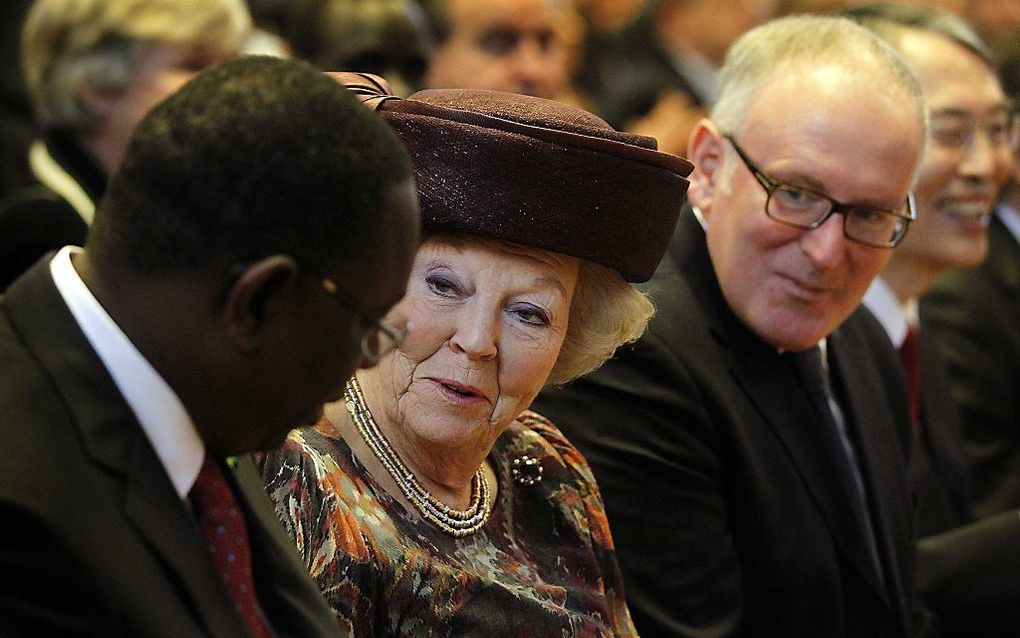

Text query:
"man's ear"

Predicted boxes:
[[222, 255, 301, 352], [686, 118, 727, 214]]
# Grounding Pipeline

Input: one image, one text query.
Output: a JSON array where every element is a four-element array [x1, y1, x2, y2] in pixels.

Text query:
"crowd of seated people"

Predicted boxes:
[[2, 1, 1020, 637]]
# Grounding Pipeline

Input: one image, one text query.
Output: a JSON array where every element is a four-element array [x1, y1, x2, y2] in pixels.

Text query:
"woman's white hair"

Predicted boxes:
[[548, 258, 654, 385]]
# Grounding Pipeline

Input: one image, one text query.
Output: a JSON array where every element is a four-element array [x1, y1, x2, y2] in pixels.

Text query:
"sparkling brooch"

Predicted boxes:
[[511, 454, 543, 486]]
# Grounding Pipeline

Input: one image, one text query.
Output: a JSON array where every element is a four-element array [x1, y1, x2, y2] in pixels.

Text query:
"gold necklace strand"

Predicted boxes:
[[346, 380, 488, 528], [344, 378, 491, 535], [344, 377, 492, 537], [345, 377, 484, 522]]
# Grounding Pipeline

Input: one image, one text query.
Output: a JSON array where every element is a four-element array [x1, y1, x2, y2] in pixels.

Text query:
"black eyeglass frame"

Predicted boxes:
[[227, 261, 405, 365], [723, 134, 916, 249], [319, 277, 406, 365]]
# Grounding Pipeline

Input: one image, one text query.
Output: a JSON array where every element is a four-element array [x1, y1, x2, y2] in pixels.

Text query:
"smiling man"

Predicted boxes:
[[851, 1, 1014, 534], [847, 4, 1020, 635], [534, 15, 934, 637]]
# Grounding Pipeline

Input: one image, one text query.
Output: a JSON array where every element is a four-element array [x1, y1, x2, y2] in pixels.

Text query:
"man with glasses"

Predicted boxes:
[[846, 4, 1020, 636], [925, 10, 1020, 530], [0, 57, 420, 635], [534, 15, 934, 637]]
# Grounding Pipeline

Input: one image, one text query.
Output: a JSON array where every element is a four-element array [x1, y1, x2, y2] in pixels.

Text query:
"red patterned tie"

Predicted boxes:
[[899, 324, 922, 429], [189, 457, 274, 638]]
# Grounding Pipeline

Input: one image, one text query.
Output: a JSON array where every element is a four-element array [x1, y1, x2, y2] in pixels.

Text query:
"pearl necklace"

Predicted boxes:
[[344, 376, 492, 538]]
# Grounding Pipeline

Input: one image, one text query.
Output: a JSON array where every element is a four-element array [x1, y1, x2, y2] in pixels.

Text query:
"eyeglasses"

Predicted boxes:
[[320, 277, 407, 365], [723, 134, 915, 249], [929, 107, 1020, 151]]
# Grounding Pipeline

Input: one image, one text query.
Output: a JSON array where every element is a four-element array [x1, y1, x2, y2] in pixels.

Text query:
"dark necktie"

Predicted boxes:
[[189, 457, 274, 638], [788, 346, 886, 588], [899, 324, 922, 429]]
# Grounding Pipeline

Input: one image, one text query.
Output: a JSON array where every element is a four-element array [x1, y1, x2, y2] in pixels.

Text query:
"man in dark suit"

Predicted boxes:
[[533, 15, 932, 637], [918, 174, 1020, 634], [845, 5, 1020, 634], [922, 209, 1020, 516], [920, 22, 1020, 522], [0, 56, 420, 636]]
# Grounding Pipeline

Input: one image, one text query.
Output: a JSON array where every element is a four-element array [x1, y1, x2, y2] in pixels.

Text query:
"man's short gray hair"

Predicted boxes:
[[22, 0, 251, 133], [710, 15, 927, 142]]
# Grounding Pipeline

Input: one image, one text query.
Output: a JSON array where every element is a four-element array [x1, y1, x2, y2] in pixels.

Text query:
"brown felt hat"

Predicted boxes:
[[336, 76, 692, 282]]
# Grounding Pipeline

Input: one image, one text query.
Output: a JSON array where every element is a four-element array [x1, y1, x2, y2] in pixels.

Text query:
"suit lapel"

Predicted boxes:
[[828, 323, 910, 621], [3, 261, 247, 637], [727, 334, 892, 606], [988, 215, 1020, 299], [918, 330, 973, 524], [120, 449, 246, 636]]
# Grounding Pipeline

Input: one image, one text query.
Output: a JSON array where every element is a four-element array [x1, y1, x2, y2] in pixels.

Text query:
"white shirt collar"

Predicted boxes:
[[692, 205, 708, 230], [49, 247, 204, 498], [996, 200, 1020, 245], [862, 275, 917, 348]]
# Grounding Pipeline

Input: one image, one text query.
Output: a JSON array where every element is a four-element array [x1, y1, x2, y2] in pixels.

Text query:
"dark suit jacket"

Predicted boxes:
[[864, 304, 1020, 635], [909, 329, 972, 537], [0, 260, 340, 637], [533, 210, 926, 638], [921, 212, 1020, 518], [0, 133, 101, 291], [915, 212, 1020, 636]]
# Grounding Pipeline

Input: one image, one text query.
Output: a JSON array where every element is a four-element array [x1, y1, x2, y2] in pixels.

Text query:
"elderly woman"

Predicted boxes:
[[261, 86, 691, 636]]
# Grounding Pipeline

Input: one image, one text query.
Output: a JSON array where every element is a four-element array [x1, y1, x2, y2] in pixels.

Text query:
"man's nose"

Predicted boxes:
[[799, 213, 848, 269], [958, 127, 999, 179], [513, 38, 556, 96]]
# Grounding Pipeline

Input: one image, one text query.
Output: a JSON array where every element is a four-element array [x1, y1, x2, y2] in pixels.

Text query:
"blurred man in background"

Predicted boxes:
[[0, 0, 250, 291]]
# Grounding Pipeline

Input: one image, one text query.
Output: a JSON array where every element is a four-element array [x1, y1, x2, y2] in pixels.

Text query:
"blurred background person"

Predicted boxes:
[[0, 0, 36, 201], [245, 0, 431, 95], [845, 4, 1020, 635], [921, 9, 1020, 537], [0, 0, 250, 291], [963, 0, 1020, 57], [262, 84, 691, 636], [419, 0, 570, 98], [568, 0, 645, 110], [579, 0, 776, 156], [246, 0, 568, 98]]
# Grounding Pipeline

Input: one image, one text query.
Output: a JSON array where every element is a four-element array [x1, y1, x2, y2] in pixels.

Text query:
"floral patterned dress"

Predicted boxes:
[[260, 410, 638, 637]]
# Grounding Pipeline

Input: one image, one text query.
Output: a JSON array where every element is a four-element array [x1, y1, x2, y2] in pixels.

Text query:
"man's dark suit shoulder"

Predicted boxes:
[[0, 263, 340, 637], [921, 215, 1020, 516], [0, 185, 87, 291]]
